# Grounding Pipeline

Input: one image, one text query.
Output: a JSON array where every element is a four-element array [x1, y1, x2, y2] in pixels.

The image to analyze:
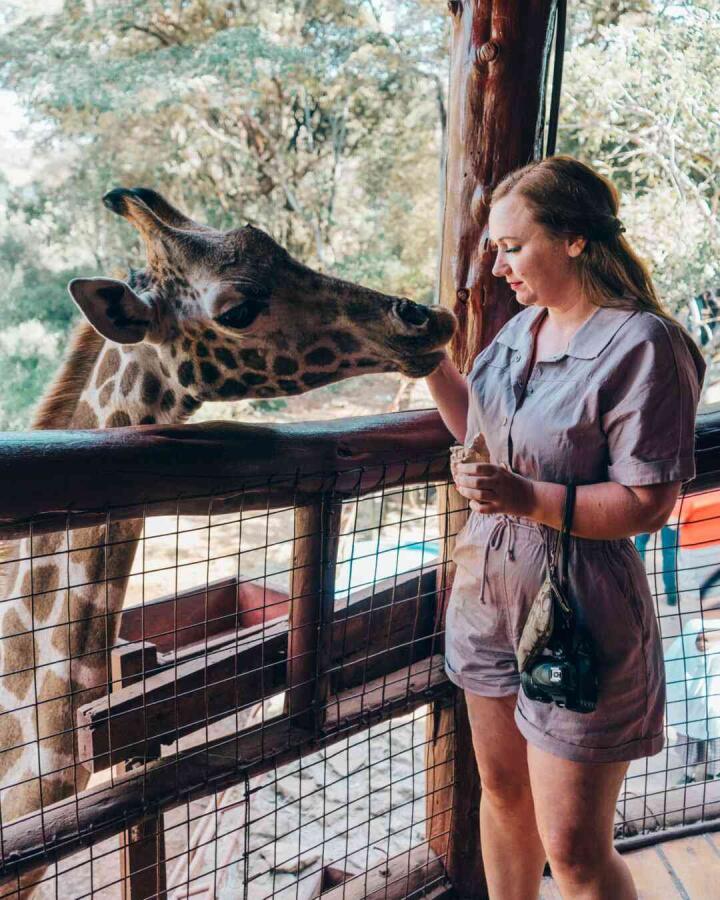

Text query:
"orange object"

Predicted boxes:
[[674, 489, 720, 549]]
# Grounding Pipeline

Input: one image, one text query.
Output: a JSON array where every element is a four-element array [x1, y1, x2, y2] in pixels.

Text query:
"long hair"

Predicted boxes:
[[491, 155, 679, 325]]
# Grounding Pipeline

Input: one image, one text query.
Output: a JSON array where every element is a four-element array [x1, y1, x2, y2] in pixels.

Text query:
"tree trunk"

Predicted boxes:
[[426, 2, 559, 896]]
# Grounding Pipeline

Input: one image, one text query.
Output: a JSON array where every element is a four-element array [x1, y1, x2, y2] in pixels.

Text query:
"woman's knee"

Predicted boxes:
[[542, 822, 611, 878]]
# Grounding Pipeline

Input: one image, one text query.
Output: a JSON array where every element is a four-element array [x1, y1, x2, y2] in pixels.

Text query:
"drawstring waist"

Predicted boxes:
[[478, 514, 523, 603]]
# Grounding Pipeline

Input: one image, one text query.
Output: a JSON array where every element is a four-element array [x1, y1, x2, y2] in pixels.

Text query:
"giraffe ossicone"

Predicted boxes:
[[0, 187, 455, 882]]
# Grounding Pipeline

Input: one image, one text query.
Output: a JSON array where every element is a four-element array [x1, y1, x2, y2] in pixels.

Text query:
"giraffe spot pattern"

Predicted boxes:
[[182, 394, 200, 413], [356, 358, 379, 368], [203, 329, 217, 341], [305, 347, 336, 367], [278, 379, 301, 394], [106, 411, 132, 428], [182, 338, 192, 352], [217, 379, 248, 398], [141, 372, 161, 406], [98, 380, 115, 407], [242, 372, 268, 386], [196, 342, 209, 358], [200, 362, 220, 384], [37, 672, 74, 738], [140, 414, 156, 424], [120, 361, 140, 396], [302, 371, 335, 387], [31, 565, 61, 623], [255, 386, 277, 398], [240, 349, 266, 370], [160, 390, 175, 412], [2, 610, 34, 696], [329, 331, 362, 354], [273, 357, 299, 376], [0, 708, 24, 781], [178, 361, 195, 386], [95, 347, 121, 388], [214, 347, 238, 370], [73, 401, 99, 429]]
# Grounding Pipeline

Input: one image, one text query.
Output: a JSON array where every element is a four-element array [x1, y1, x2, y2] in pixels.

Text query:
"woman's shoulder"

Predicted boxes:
[[617, 309, 704, 373], [607, 307, 706, 391]]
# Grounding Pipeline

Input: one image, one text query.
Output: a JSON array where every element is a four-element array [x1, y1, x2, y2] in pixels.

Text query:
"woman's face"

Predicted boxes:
[[488, 193, 585, 309]]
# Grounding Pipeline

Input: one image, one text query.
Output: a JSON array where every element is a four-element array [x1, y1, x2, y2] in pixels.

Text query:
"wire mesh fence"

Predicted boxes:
[[1, 411, 720, 897]]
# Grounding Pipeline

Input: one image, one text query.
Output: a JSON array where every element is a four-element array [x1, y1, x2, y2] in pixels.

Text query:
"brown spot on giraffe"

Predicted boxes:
[[72, 400, 99, 428], [120, 360, 140, 396], [2, 610, 34, 696], [106, 410, 132, 428], [0, 708, 23, 782], [95, 347, 121, 388], [141, 371, 161, 406], [98, 379, 115, 407], [29, 565, 61, 623]]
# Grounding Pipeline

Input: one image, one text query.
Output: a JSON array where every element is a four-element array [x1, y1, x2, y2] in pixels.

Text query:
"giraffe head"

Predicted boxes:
[[68, 188, 456, 407]]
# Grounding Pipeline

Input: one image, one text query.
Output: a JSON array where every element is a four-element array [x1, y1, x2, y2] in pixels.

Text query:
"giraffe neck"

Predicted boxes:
[[0, 340, 202, 825]]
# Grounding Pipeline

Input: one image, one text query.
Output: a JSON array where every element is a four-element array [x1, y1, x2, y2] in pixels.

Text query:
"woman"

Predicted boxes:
[[426, 156, 705, 899]]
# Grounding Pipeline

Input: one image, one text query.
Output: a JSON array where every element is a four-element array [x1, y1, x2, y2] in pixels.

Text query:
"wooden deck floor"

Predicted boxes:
[[540, 831, 720, 899]]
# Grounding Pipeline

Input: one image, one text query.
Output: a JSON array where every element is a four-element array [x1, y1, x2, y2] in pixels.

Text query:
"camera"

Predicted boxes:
[[521, 630, 598, 713]]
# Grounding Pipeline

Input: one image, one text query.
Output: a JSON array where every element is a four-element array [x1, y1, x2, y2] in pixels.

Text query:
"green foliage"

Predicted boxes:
[[561, 1, 720, 312], [1, 0, 719, 429]]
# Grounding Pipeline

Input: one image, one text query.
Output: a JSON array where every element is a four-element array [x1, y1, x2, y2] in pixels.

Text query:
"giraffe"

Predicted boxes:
[[0, 187, 455, 885]]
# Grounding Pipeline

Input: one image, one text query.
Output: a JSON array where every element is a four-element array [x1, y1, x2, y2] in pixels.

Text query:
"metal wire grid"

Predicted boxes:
[[618, 485, 720, 842], [0, 460, 454, 898]]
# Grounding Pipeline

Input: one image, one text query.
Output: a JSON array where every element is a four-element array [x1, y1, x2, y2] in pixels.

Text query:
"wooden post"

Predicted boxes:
[[426, 1, 560, 895], [113, 641, 167, 900], [286, 499, 341, 731]]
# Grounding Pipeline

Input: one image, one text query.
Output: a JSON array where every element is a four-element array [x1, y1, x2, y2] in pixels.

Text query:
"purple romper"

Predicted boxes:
[[444, 305, 706, 763]]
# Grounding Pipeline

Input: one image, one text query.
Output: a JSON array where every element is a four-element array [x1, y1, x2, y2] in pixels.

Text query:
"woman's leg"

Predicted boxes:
[[464, 691, 546, 900], [527, 744, 635, 900]]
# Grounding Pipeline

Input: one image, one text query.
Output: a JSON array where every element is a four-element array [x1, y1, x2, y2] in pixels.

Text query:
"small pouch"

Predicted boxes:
[[516, 565, 563, 673], [516, 485, 575, 673]]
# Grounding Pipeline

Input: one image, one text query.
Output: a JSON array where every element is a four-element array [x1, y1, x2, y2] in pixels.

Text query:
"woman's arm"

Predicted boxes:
[[425, 353, 469, 443], [453, 462, 681, 539]]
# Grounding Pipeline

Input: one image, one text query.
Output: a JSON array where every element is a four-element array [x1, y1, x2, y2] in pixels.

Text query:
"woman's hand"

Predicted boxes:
[[452, 461, 537, 517]]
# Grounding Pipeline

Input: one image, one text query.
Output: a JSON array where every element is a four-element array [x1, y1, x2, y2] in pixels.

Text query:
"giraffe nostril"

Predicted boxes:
[[396, 299, 430, 327]]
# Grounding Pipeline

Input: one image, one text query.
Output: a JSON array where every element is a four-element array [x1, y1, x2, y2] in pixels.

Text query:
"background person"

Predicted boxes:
[[665, 618, 720, 783], [427, 155, 705, 900]]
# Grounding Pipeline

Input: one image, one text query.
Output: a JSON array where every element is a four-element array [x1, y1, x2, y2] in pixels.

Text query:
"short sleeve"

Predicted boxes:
[[601, 319, 705, 486]]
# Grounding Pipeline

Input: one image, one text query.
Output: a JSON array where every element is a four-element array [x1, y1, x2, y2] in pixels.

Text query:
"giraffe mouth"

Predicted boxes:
[[399, 351, 447, 377]]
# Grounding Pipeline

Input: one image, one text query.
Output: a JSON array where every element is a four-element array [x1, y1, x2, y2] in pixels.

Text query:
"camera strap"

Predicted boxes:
[[548, 483, 576, 628]]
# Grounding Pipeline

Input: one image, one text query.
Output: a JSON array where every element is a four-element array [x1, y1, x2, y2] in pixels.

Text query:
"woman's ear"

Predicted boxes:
[[566, 235, 588, 258]]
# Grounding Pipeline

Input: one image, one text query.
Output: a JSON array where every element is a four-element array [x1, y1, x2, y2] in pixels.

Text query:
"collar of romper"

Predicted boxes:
[[496, 305, 637, 360]]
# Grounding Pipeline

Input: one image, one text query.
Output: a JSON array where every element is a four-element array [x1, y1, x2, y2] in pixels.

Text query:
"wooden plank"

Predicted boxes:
[[119, 578, 289, 654], [319, 843, 444, 900], [79, 569, 438, 772], [113, 645, 167, 900], [286, 501, 339, 729], [0, 657, 452, 882], [429, 0, 559, 895], [659, 835, 718, 898], [0, 412, 454, 531], [622, 847, 681, 899]]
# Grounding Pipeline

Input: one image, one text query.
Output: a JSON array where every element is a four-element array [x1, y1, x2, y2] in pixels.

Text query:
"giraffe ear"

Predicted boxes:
[[68, 277, 155, 344]]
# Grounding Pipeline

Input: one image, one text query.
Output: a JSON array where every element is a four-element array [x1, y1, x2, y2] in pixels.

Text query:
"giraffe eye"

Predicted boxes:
[[216, 300, 267, 330]]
